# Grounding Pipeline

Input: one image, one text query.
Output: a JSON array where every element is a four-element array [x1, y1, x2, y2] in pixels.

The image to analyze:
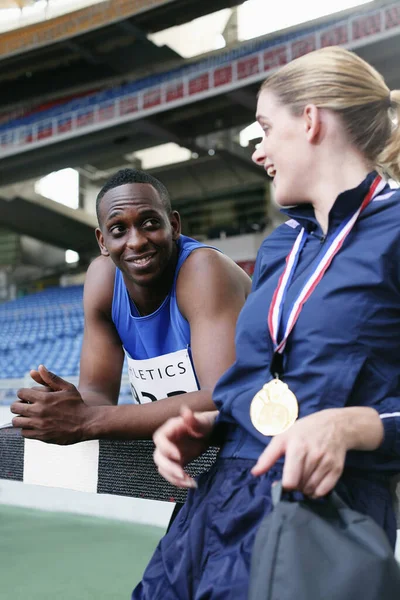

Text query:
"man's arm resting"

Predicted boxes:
[[83, 389, 215, 440], [78, 256, 124, 406], [12, 368, 213, 443]]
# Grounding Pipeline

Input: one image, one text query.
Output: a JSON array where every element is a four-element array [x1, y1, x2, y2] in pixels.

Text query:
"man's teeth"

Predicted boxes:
[[133, 257, 151, 265], [267, 166, 276, 178]]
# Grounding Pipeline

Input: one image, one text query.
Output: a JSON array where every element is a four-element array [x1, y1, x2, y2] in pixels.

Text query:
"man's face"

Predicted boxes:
[[96, 183, 180, 287]]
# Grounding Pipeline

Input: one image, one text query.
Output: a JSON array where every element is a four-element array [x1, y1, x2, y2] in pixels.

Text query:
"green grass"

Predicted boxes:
[[0, 505, 164, 600]]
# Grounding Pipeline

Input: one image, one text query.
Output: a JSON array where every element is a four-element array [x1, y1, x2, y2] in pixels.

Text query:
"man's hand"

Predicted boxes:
[[10, 365, 92, 445], [153, 407, 217, 488], [251, 407, 384, 498]]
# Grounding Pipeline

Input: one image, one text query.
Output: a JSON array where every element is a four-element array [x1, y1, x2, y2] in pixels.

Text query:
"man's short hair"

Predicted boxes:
[[96, 168, 171, 224]]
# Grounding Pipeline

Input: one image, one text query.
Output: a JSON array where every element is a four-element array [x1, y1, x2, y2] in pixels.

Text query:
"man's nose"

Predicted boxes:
[[126, 227, 147, 250]]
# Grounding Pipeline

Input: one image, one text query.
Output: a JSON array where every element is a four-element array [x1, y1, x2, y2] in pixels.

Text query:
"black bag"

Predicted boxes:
[[249, 482, 400, 600]]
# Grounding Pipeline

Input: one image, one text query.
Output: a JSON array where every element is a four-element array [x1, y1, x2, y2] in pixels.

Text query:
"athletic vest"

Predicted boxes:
[[112, 235, 211, 404]]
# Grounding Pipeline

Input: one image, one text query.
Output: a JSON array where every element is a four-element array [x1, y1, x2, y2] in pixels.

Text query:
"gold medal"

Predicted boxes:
[[250, 379, 298, 436]]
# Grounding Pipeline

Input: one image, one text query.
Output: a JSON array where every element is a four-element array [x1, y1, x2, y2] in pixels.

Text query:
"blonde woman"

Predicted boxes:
[[133, 47, 400, 599]]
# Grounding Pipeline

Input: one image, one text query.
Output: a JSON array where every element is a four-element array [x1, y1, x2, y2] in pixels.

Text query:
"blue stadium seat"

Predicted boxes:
[[0, 286, 132, 405], [0, 286, 84, 380]]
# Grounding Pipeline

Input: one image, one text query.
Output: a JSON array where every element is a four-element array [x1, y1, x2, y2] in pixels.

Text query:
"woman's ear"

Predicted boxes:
[[95, 228, 110, 256], [303, 104, 321, 143]]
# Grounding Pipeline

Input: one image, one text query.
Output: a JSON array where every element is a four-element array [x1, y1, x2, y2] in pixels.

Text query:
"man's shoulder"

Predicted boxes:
[[87, 255, 116, 276], [84, 256, 116, 314], [180, 246, 250, 286], [176, 246, 251, 315]]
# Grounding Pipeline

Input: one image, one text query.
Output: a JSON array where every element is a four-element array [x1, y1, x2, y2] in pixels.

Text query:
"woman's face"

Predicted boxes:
[[252, 89, 312, 207]]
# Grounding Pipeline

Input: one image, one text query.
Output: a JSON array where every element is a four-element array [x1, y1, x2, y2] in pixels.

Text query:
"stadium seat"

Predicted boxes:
[[0, 285, 130, 406], [0, 286, 84, 380]]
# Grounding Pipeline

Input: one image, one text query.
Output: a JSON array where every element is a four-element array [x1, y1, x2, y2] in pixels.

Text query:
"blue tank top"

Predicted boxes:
[[112, 235, 211, 359]]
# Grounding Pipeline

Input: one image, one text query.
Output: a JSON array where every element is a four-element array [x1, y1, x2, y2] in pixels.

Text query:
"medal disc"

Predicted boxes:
[[250, 379, 298, 436]]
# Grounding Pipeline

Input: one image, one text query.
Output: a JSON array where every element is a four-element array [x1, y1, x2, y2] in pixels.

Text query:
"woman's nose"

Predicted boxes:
[[252, 144, 266, 166]]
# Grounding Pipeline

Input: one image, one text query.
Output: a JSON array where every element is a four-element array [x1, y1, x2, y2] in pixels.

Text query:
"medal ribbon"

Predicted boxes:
[[268, 175, 386, 354]]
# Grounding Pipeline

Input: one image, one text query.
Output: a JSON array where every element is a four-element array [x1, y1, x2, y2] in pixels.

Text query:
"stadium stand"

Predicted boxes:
[[0, 286, 131, 404], [3, 1, 398, 149], [0, 286, 83, 379]]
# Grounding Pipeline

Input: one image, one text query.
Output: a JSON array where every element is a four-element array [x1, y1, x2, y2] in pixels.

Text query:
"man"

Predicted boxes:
[[11, 169, 251, 444]]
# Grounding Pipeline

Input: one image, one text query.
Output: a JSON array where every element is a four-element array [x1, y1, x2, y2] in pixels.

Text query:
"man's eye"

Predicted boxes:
[[143, 219, 160, 229], [110, 225, 125, 234]]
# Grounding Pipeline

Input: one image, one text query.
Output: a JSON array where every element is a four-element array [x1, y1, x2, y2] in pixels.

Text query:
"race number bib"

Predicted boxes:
[[125, 348, 199, 404]]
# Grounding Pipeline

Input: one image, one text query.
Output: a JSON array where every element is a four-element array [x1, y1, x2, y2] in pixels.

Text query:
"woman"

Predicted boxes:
[[133, 46, 400, 599]]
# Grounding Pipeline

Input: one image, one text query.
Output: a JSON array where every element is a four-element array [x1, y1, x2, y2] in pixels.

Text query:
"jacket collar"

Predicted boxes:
[[280, 171, 386, 234]]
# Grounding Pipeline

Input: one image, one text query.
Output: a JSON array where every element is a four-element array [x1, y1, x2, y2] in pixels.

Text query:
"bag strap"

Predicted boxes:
[[328, 491, 348, 511], [271, 480, 283, 507], [272, 480, 348, 511]]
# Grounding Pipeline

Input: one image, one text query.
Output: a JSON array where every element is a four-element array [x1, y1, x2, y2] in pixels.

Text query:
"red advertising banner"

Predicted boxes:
[[291, 35, 316, 59], [385, 5, 400, 30], [213, 65, 233, 87], [263, 46, 288, 71], [237, 56, 260, 80], [320, 24, 348, 47], [166, 83, 184, 103], [352, 13, 382, 40], [188, 74, 210, 95]]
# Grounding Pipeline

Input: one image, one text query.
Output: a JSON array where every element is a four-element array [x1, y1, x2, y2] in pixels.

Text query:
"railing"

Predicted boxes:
[[0, 427, 399, 533], [1, 2, 400, 158], [0, 427, 218, 504]]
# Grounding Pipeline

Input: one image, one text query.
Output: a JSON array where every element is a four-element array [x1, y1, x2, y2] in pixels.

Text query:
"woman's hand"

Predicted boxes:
[[251, 407, 383, 498], [153, 407, 218, 488]]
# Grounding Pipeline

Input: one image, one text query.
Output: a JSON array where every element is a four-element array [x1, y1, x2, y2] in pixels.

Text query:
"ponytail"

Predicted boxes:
[[378, 90, 400, 182]]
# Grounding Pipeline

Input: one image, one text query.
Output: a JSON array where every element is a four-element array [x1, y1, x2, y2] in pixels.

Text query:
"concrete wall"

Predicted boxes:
[[207, 230, 266, 261]]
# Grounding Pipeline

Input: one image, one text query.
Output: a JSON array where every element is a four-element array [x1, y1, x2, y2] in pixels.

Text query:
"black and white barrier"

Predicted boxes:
[[1, 428, 399, 530], [0, 428, 218, 503]]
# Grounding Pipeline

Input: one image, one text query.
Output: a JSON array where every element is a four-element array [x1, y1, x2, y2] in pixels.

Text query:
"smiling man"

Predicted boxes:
[[11, 168, 251, 445]]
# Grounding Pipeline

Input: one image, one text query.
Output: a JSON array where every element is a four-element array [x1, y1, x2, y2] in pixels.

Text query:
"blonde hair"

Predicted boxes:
[[261, 46, 400, 181]]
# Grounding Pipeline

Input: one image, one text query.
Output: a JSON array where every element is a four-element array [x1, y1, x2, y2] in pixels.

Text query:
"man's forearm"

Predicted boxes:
[[82, 389, 215, 440], [80, 390, 117, 407]]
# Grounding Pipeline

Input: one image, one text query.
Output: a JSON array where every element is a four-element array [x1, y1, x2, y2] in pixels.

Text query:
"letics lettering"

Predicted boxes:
[[125, 348, 198, 404], [128, 361, 187, 382]]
